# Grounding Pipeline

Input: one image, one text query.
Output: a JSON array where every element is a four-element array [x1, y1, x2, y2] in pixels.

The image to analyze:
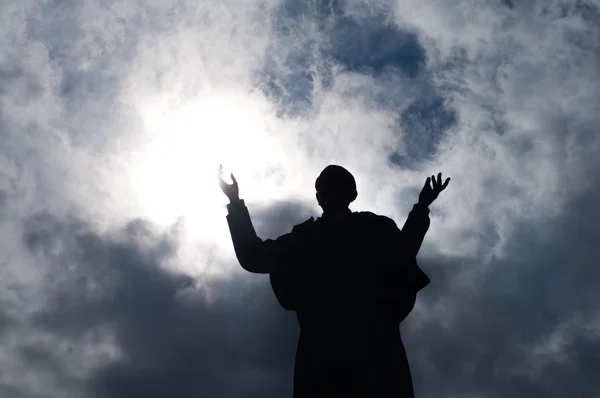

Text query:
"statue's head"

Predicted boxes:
[[315, 165, 358, 212]]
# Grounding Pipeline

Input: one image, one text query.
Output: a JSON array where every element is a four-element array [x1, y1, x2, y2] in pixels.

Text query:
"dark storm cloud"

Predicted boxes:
[[403, 177, 600, 398], [0, 310, 10, 338], [19, 211, 300, 398], [9, 170, 598, 398]]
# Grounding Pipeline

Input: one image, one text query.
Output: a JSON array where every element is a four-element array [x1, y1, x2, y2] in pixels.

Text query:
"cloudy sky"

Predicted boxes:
[[1, 0, 599, 396]]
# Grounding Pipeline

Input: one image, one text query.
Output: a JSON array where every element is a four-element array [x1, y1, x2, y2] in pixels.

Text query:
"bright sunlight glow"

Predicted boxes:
[[128, 90, 285, 242]]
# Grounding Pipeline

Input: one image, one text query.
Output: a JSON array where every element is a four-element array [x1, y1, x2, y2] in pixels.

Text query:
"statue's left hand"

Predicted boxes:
[[418, 172, 450, 207]]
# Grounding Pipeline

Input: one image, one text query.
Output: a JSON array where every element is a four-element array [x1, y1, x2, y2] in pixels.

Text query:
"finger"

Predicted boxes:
[[218, 166, 226, 185], [431, 175, 437, 189], [442, 177, 451, 189], [437, 172, 442, 186], [423, 177, 431, 189], [230, 173, 238, 186]]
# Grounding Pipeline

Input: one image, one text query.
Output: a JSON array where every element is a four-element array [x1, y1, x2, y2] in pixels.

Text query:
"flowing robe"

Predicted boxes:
[[226, 200, 431, 397]]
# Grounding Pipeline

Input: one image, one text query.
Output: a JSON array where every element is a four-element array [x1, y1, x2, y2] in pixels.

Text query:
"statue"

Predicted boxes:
[[219, 164, 450, 397]]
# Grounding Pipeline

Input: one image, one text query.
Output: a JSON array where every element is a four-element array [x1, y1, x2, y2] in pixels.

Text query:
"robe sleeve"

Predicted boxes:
[[225, 199, 295, 274], [400, 203, 431, 259], [380, 205, 432, 322]]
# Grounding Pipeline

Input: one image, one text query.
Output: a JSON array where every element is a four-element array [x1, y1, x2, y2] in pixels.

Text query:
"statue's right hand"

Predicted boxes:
[[218, 164, 240, 202]]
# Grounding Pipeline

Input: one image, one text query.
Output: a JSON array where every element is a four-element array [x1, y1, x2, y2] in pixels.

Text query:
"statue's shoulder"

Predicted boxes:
[[291, 216, 315, 233], [353, 211, 395, 226]]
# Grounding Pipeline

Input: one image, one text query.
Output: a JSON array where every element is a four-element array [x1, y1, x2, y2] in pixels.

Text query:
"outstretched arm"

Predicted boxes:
[[382, 173, 450, 322], [400, 203, 431, 258], [226, 198, 294, 274], [402, 172, 451, 257], [379, 218, 430, 323], [227, 198, 311, 310], [219, 165, 293, 274]]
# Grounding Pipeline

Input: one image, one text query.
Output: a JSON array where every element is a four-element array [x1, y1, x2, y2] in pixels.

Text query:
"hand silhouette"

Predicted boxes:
[[218, 164, 240, 202], [418, 172, 450, 207]]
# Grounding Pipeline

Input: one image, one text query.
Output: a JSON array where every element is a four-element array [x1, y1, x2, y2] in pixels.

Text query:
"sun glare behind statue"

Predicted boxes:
[[129, 91, 284, 244]]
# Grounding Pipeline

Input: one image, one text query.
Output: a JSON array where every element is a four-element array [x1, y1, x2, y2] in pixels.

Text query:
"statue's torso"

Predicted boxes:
[[290, 212, 402, 343], [286, 212, 417, 397]]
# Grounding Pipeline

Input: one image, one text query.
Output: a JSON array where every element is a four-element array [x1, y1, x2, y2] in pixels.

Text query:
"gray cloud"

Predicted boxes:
[[406, 176, 600, 397], [5, 177, 599, 397], [17, 212, 297, 397]]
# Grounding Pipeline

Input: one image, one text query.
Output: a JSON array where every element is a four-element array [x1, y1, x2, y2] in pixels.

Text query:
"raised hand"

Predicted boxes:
[[418, 172, 450, 207], [218, 164, 240, 202]]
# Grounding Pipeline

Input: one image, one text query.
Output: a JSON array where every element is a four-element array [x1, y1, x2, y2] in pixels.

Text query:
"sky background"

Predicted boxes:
[[1, 0, 599, 397]]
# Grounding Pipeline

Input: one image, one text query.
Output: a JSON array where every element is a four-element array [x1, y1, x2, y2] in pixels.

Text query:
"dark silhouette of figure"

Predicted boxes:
[[219, 164, 450, 397]]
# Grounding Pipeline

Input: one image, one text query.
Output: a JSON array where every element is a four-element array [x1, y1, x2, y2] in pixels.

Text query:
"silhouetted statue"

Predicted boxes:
[[219, 164, 450, 397]]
